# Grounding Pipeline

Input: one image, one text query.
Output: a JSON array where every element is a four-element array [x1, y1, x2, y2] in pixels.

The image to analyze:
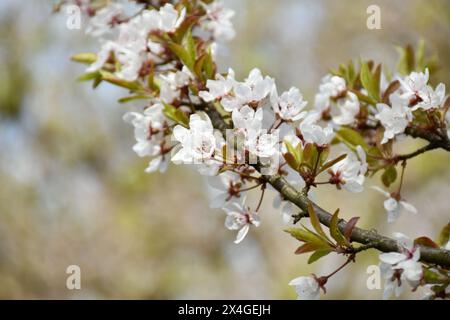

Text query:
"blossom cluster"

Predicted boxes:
[[60, 0, 450, 300]]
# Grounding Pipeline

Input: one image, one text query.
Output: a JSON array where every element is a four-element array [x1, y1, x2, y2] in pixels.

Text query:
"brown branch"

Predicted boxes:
[[405, 127, 450, 152], [393, 143, 439, 163], [202, 103, 450, 268]]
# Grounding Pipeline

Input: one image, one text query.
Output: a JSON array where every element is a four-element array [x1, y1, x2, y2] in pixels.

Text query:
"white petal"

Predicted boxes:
[[371, 186, 390, 197], [379, 252, 407, 265], [234, 225, 249, 244], [400, 201, 418, 214]]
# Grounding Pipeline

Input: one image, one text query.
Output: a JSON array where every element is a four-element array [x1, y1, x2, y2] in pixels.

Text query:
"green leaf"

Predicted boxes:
[[99, 70, 142, 91], [172, 15, 200, 43], [416, 40, 426, 71], [437, 222, 450, 247], [118, 95, 151, 104], [167, 42, 194, 70], [318, 146, 330, 167], [330, 209, 350, 247], [284, 227, 330, 249], [302, 143, 320, 170], [381, 165, 397, 188], [194, 53, 207, 80], [162, 102, 189, 127], [203, 47, 216, 80], [423, 268, 447, 284], [396, 44, 415, 75], [360, 61, 380, 103], [318, 154, 346, 174], [76, 71, 100, 82], [71, 53, 97, 64], [184, 28, 196, 65], [283, 152, 299, 172], [335, 127, 369, 151], [284, 140, 302, 171], [308, 249, 332, 264], [307, 203, 329, 240]]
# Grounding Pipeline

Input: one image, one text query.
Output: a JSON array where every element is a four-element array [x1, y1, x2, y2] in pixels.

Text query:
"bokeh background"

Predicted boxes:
[[0, 0, 449, 299]]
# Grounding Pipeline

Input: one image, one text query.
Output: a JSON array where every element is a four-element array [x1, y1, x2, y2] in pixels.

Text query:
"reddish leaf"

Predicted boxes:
[[343, 217, 360, 241], [414, 237, 440, 249], [295, 243, 320, 255]]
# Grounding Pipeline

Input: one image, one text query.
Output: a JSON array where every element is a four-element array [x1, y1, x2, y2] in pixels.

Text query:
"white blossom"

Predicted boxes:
[[399, 69, 430, 102], [289, 276, 321, 300], [333, 92, 360, 125], [223, 200, 260, 244], [299, 112, 334, 146], [123, 103, 170, 173], [329, 148, 366, 193], [375, 94, 412, 144], [159, 67, 193, 103], [314, 75, 346, 112], [208, 171, 244, 208], [412, 83, 446, 111], [372, 186, 418, 223], [172, 114, 218, 164], [86, 4, 186, 81], [123, 103, 167, 157], [158, 3, 186, 33], [201, 1, 235, 42], [199, 69, 236, 102], [232, 106, 263, 136], [222, 68, 276, 112], [379, 233, 422, 299], [273, 87, 308, 122], [85, 3, 124, 37]]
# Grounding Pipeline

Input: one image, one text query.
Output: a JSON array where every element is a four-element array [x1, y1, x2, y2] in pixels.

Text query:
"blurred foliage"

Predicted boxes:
[[0, 0, 449, 299]]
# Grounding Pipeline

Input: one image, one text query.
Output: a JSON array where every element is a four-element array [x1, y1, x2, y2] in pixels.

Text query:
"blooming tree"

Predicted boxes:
[[56, 0, 450, 299]]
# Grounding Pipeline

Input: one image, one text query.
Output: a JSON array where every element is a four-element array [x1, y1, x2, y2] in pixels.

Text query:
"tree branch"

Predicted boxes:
[[393, 143, 439, 163], [202, 103, 450, 268], [405, 127, 450, 152]]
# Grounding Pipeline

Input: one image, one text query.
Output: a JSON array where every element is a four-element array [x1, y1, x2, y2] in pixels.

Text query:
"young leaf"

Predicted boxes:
[[99, 70, 142, 91], [360, 61, 380, 103], [318, 154, 347, 174], [381, 165, 397, 188], [167, 42, 194, 70], [307, 203, 329, 240], [118, 95, 151, 104], [330, 209, 350, 247], [184, 28, 196, 65], [162, 102, 189, 127], [283, 152, 299, 171], [335, 127, 369, 151], [437, 222, 450, 247], [414, 237, 440, 249], [382, 80, 400, 104], [308, 249, 332, 264], [284, 227, 331, 249], [71, 53, 97, 64], [284, 140, 302, 165], [396, 44, 415, 75], [343, 217, 360, 241], [76, 71, 100, 82], [295, 242, 322, 255]]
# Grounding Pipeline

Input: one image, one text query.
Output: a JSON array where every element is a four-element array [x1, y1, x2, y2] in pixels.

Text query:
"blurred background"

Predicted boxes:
[[0, 0, 449, 299]]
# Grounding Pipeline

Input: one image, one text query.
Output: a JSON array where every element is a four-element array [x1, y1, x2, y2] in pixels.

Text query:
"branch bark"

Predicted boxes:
[[202, 104, 450, 268]]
